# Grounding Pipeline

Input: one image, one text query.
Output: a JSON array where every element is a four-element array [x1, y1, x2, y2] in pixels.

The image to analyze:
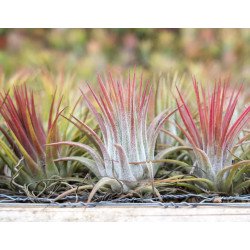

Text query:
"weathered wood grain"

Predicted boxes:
[[1, 203, 250, 222]]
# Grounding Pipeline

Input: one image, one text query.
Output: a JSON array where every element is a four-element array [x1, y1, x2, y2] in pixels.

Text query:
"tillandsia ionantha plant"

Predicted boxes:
[[175, 79, 250, 194], [0, 85, 86, 195], [154, 72, 187, 148], [39, 70, 81, 107], [152, 73, 197, 186], [48, 71, 187, 202]]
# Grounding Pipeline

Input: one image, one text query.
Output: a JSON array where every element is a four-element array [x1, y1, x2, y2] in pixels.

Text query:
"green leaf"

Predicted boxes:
[[55, 156, 100, 177], [87, 177, 122, 203]]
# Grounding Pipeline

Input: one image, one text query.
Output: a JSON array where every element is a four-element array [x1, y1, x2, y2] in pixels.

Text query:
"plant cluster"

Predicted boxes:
[[0, 70, 250, 202]]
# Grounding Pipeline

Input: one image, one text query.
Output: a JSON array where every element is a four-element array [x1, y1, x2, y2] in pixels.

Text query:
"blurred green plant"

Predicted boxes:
[[154, 72, 187, 148]]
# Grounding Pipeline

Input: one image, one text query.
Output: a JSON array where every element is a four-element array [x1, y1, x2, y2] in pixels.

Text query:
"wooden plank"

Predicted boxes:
[[1, 204, 250, 221]]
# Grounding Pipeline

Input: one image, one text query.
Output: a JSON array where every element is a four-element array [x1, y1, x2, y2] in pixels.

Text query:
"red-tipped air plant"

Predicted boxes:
[[176, 79, 250, 193], [49, 71, 178, 201], [0, 85, 66, 191]]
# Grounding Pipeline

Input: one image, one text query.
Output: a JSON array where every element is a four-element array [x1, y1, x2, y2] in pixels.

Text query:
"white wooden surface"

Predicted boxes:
[[1, 204, 250, 221]]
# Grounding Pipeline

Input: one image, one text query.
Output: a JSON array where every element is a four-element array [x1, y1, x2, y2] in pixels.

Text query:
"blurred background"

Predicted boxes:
[[0, 28, 250, 85]]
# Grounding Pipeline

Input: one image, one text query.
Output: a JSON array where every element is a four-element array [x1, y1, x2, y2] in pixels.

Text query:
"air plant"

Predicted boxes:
[[176, 79, 250, 194], [154, 72, 188, 148], [49, 71, 185, 201], [0, 85, 83, 194]]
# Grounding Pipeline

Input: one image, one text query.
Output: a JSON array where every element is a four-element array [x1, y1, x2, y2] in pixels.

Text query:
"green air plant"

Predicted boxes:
[[176, 79, 250, 194], [236, 128, 250, 161], [0, 85, 82, 194], [155, 72, 187, 148], [48, 71, 187, 202]]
